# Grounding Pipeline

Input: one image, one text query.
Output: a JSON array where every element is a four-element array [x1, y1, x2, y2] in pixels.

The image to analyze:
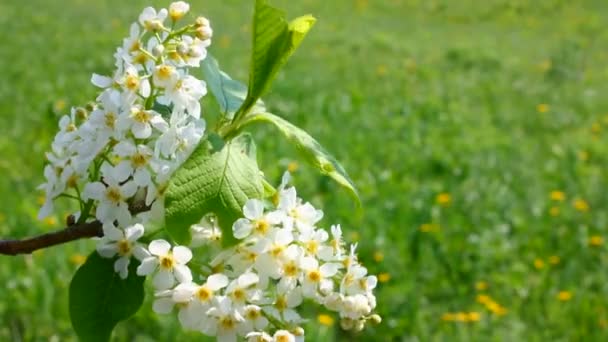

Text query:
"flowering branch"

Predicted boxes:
[[0, 220, 102, 255]]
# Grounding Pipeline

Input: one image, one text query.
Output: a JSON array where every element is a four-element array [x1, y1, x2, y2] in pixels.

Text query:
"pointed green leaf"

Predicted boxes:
[[201, 55, 265, 120], [249, 112, 360, 203], [165, 133, 264, 246], [238, 0, 316, 117], [69, 252, 145, 342]]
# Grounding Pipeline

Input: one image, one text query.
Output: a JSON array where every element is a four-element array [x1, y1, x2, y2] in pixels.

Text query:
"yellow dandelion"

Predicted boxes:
[[476, 294, 491, 304], [37, 195, 46, 206], [355, 0, 369, 12], [548, 255, 560, 265], [557, 291, 573, 301], [487, 303, 508, 316], [53, 99, 67, 112], [378, 273, 391, 283], [475, 281, 488, 291], [550, 191, 566, 201], [534, 258, 545, 270], [404, 58, 417, 72], [465, 312, 481, 322], [349, 231, 360, 242], [573, 198, 590, 212], [219, 35, 232, 49], [538, 59, 552, 72], [69, 254, 87, 266], [537, 103, 550, 113], [373, 251, 384, 263], [549, 206, 560, 217], [436, 193, 451, 206], [441, 312, 455, 322], [591, 122, 601, 135], [419, 223, 439, 233], [376, 64, 387, 76], [317, 314, 335, 326], [599, 318, 608, 328], [454, 312, 468, 322], [578, 150, 589, 162], [43, 216, 57, 227], [589, 235, 604, 247], [287, 161, 299, 173]]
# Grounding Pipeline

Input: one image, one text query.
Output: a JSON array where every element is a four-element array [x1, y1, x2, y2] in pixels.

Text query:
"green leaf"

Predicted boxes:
[[165, 133, 264, 246], [238, 0, 316, 117], [69, 252, 145, 342], [249, 112, 360, 203], [201, 55, 265, 120]]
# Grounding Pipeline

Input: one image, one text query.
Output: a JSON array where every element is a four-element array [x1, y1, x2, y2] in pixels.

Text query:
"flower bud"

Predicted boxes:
[[340, 318, 355, 331], [85, 102, 96, 112], [152, 44, 165, 57], [195, 16, 210, 28], [147, 20, 164, 32], [169, 1, 189, 21], [75, 107, 88, 121], [196, 26, 213, 40], [177, 41, 189, 55], [369, 314, 382, 325], [353, 320, 366, 332], [292, 327, 305, 336]]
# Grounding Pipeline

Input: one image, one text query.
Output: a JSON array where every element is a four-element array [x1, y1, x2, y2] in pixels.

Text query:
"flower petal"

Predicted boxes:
[[149, 239, 171, 256], [173, 246, 192, 264]]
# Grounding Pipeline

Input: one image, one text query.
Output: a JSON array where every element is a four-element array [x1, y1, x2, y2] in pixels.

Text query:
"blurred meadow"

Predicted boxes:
[[2, 0, 608, 340]]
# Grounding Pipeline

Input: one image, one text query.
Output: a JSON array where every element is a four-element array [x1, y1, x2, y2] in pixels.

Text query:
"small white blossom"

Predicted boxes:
[[96, 223, 146, 279], [137, 239, 193, 290]]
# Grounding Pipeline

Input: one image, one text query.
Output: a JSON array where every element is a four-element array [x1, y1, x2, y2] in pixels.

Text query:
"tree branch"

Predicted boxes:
[[0, 221, 103, 256]]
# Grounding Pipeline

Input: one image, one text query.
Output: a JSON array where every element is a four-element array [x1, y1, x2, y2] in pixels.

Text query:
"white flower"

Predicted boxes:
[[264, 286, 303, 323], [275, 245, 305, 291], [204, 296, 245, 342], [155, 115, 205, 159], [120, 64, 151, 101], [153, 64, 178, 88], [341, 262, 377, 296], [85, 91, 124, 140], [253, 229, 295, 281], [190, 214, 222, 247], [118, 105, 168, 139], [114, 141, 154, 186], [169, 1, 190, 21], [225, 272, 260, 308], [136, 239, 193, 290], [241, 305, 269, 334], [172, 273, 229, 330], [96, 223, 146, 279], [277, 187, 323, 232], [298, 228, 330, 258], [246, 331, 272, 342], [273, 330, 296, 342], [299, 257, 340, 297], [139, 6, 168, 32], [173, 273, 229, 306], [233, 199, 282, 239], [157, 74, 206, 118], [82, 163, 137, 226]]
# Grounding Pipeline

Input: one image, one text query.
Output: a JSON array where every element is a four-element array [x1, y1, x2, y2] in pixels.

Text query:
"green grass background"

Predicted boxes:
[[2, 0, 608, 340]]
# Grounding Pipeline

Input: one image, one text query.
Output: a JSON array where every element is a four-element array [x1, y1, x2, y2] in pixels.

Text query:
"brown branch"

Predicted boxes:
[[0, 199, 153, 255], [0, 220, 103, 255]]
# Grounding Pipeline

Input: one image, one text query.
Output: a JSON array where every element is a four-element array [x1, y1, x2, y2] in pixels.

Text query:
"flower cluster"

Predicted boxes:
[[37, 2, 380, 340], [147, 174, 380, 341], [38, 1, 210, 277]]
